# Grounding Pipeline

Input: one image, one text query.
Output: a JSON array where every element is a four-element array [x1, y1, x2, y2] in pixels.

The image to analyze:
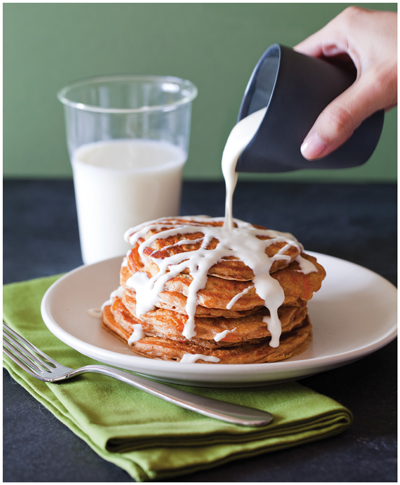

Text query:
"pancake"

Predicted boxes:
[[103, 305, 312, 364], [120, 252, 325, 313], [109, 296, 307, 346], [102, 215, 325, 364], [102, 305, 131, 344], [123, 286, 265, 318], [125, 217, 302, 280]]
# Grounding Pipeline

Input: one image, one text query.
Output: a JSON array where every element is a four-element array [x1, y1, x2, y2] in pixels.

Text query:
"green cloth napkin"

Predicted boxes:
[[3, 275, 353, 481]]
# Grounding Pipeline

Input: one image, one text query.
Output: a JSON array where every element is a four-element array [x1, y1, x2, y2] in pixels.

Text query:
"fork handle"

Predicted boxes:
[[68, 364, 273, 427]]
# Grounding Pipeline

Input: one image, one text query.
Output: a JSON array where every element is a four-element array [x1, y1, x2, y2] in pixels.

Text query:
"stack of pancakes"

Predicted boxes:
[[102, 218, 326, 364]]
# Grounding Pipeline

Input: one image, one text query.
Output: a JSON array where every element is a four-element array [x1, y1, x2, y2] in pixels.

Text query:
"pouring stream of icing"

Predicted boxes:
[[223, 108, 267, 230]]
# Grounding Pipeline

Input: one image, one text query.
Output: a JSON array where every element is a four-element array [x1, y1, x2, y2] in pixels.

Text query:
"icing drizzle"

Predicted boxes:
[[128, 324, 144, 345], [180, 353, 220, 364], [124, 216, 312, 347], [214, 328, 237, 342]]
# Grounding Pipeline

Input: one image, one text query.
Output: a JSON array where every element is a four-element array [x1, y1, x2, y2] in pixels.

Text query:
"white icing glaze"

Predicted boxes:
[[87, 308, 102, 319], [295, 254, 317, 274], [222, 108, 267, 231], [214, 328, 236, 343], [124, 217, 301, 346], [262, 315, 281, 347], [226, 287, 251, 310], [128, 324, 144, 345], [101, 286, 125, 311], [180, 353, 221, 364]]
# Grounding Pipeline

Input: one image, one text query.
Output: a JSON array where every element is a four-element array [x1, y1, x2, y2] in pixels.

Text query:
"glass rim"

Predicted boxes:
[[57, 74, 198, 114]]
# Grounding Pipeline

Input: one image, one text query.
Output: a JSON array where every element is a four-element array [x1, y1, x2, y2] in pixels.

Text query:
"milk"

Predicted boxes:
[[72, 139, 186, 264]]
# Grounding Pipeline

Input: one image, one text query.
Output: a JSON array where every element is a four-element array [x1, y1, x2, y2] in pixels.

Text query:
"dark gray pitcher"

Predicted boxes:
[[236, 44, 384, 173]]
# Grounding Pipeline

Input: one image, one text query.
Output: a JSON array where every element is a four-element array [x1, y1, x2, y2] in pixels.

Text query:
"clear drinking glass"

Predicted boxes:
[[58, 75, 198, 264]]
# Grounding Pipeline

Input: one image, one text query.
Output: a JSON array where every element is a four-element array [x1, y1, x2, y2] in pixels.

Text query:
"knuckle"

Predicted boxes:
[[371, 69, 387, 92], [373, 67, 396, 92], [342, 6, 365, 20], [339, 6, 367, 28], [363, 67, 397, 107], [322, 104, 354, 139]]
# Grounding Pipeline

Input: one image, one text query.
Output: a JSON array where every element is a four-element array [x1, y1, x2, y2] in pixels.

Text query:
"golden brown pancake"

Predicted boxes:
[[112, 295, 307, 345], [102, 305, 131, 344], [102, 305, 312, 364], [120, 252, 325, 312], [103, 217, 325, 364], [122, 284, 266, 318], [123, 286, 265, 318], [126, 217, 302, 280]]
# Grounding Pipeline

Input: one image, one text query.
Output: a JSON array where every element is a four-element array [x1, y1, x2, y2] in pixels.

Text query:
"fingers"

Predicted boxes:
[[294, 7, 397, 160], [294, 33, 326, 58], [300, 74, 387, 160], [294, 7, 371, 62], [294, 11, 348, 58]]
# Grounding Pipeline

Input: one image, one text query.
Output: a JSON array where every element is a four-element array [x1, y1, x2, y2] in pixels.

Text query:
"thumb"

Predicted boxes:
[[300, 75, 383, 160]]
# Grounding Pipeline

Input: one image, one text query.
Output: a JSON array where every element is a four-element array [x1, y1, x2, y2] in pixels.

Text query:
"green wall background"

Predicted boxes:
[[4, 3, 397, 182]]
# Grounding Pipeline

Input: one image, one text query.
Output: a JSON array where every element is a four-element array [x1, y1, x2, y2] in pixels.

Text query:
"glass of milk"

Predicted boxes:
[[58, 75, 197, 264]]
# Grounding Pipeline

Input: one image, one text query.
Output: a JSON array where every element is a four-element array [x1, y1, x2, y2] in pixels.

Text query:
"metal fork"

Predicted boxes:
[[3, 322, 273, 427]]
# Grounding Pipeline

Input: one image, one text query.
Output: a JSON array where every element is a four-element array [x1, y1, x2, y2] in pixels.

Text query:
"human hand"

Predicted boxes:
[[294, 7, 397, 160]]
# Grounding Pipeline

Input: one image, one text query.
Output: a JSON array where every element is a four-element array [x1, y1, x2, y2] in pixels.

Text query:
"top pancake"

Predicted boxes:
[[125, 217, 302, 281]]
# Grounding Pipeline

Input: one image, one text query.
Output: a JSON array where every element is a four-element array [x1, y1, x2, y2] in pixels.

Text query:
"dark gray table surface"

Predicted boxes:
[[3, 179, 397, 482]]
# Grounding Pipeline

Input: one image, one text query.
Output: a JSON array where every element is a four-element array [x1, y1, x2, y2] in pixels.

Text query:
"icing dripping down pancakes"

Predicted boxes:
[[123, 216, 314, 346], [101, 107, 326, 363], [101, 216, 326, 363]]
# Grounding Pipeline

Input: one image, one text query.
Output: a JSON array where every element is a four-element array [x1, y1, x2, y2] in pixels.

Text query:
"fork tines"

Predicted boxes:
[[3, 322, 56, 378]]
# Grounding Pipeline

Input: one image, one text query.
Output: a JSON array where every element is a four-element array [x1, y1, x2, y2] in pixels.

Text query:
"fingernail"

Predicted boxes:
[[301, 133, 328, 160]]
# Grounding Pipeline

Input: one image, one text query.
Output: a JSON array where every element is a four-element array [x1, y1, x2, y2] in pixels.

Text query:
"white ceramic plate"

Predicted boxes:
[[41, 252, 397, 387]]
